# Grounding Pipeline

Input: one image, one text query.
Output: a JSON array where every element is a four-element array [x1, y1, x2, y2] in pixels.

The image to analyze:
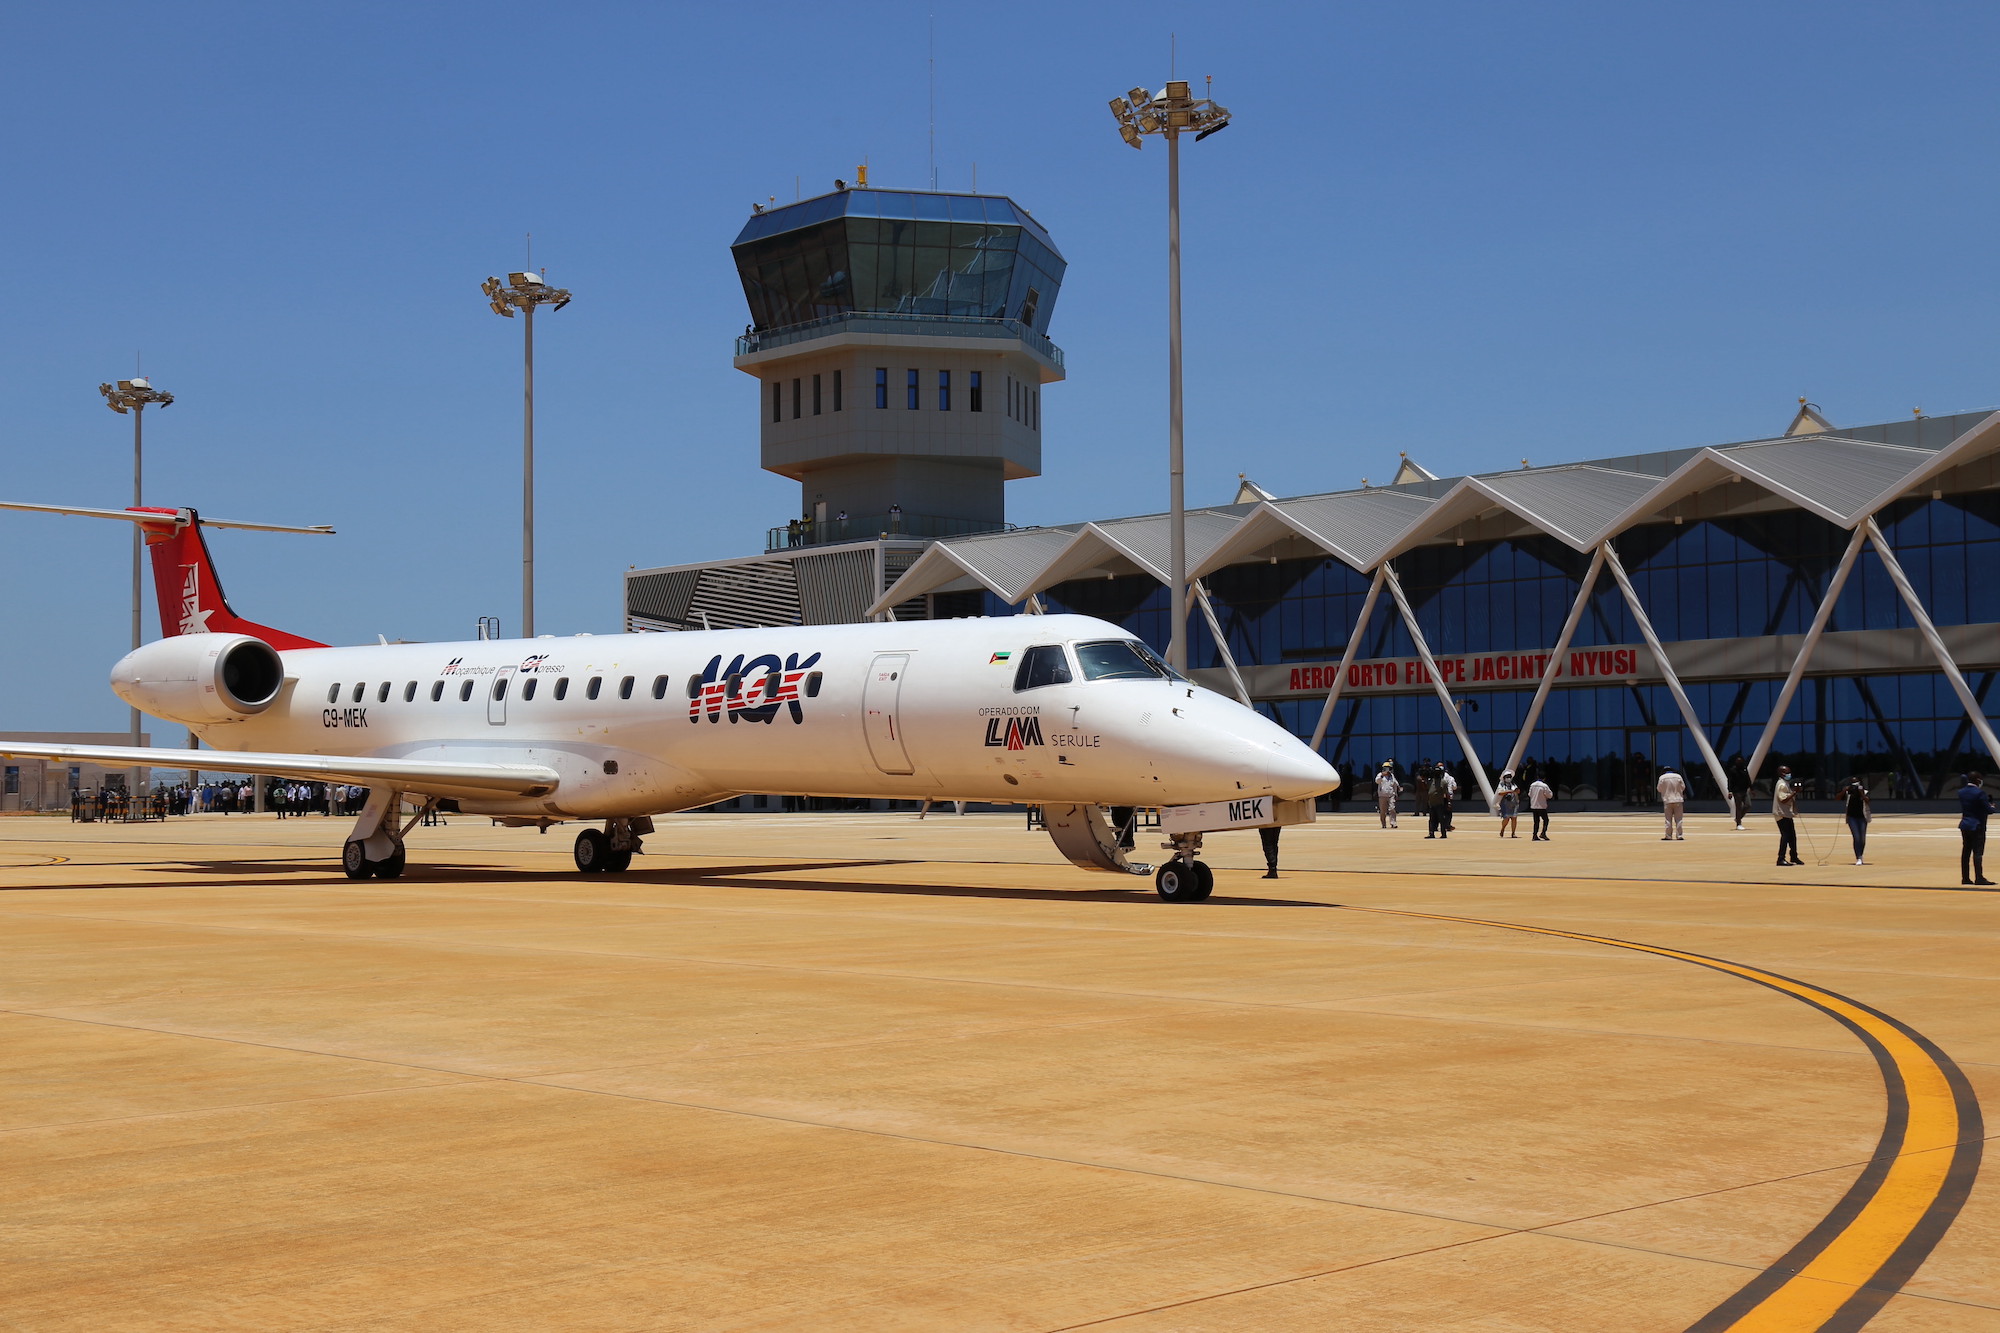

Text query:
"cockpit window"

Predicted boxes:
[[1075, 639, 1167, 682], [1012, 644, 1073, 691], [1127, 639, 1189, 683]]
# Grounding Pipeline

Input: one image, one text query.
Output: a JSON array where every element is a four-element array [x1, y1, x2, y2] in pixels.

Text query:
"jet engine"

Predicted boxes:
[[110, 632, 287, 724]]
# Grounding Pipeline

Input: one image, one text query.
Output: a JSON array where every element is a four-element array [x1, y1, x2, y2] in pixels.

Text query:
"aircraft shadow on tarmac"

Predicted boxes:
[[48, 857, 1336, 907]]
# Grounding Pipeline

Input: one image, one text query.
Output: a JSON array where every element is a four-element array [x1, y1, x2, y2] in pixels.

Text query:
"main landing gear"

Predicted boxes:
[[342, 789, 421, 880], [1154, 832, 1214, 902], [574, 817, 651, 873]]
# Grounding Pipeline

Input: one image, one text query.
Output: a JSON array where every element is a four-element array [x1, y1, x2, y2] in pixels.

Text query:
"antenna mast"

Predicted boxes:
[[928, 11, 937, 190]]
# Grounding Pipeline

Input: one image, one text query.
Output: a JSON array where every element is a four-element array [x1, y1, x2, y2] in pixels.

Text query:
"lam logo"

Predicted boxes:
[[983, 716, 1043, 749], [177, 565, 212, 636], [441, 657, 465, 675]]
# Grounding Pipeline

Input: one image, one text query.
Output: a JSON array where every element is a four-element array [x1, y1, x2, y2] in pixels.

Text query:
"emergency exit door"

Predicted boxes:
[[864, 653, 914, 774], [488, 665, 515, 725]]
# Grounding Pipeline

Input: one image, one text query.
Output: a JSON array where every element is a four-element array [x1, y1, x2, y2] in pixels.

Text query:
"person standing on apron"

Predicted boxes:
[[1728, 757, 1752, 829], [1656, 765, 1687, 840], [1495, 770, 1520, 838], [1259, 825, 1282, 879], [1427, 767, 1455, 839], [1374, 762, 1401, 829], [1773, 766, 1803, 866], [1841, 777, 1872, 865], [1958, 773, 1994, 886]]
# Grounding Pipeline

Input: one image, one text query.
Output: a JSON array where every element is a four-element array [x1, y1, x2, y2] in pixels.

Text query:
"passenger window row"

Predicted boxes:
[[324, 674, 676, 705]]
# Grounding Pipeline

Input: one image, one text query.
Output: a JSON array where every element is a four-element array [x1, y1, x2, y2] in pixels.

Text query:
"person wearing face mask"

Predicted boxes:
[[1772, 765, 1803, 867]]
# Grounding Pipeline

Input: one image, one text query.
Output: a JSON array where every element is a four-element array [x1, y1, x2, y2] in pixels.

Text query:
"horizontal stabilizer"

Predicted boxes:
[[0, 742, 559, 798]]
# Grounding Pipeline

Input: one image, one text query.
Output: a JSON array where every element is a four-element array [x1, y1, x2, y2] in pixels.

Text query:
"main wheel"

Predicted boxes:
[[1191, 860, 1215, 900], [602, 847, 633, 873], [341, 841, 371, 880], [574, 827, 611, 873], [1155, 860, 1203, 901], [372, 847, 406, 879]]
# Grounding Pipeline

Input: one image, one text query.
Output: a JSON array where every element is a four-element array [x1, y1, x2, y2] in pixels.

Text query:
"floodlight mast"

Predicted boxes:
[[1108, 79, 1231, 672], [481, 270, 572, 638], [98, 376, 174, 797]]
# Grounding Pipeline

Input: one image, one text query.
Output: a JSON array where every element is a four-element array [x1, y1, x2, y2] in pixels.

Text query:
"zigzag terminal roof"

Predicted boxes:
[[868, 408, 2000, 614]]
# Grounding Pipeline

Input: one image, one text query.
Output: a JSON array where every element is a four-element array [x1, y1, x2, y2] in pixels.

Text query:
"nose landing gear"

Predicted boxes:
[[573, 816, 652, 873], [1154, 832, 1213, 901]]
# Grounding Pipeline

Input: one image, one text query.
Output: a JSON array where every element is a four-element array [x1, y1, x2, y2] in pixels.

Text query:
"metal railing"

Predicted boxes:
[[737, 312, 1064, 367], [767, 511, 1015, 551]]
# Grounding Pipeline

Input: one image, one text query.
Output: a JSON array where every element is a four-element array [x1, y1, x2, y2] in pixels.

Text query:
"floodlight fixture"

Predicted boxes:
[[480, 267, 574, 638], [1105, 71, 1234, 673]]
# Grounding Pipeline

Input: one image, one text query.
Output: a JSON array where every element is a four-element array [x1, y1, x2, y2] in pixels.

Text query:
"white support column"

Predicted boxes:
[[1384, 564, 1498, 812], [1504, 545, 1606, 776], [1865, 518, 2000, 763], [1601, 542, 1730, 800], [1190, 579, 1252, 707], [1747, 524, 1869, 781], [1309, 565, 1387, 751]]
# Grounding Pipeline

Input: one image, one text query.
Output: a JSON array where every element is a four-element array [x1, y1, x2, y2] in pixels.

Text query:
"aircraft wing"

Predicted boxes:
[[0, 742, 559, 797]]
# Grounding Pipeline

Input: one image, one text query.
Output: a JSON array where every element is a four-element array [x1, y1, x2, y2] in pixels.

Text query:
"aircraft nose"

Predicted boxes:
[[1265, 741, 1340, 800]]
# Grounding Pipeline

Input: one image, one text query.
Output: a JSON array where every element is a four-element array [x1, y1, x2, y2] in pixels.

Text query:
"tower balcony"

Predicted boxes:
[[767, 510, 1017, 552], [736, 312, 1063, 373]]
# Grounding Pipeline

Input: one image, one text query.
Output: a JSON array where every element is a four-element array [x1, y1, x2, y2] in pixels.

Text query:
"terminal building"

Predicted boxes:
[[626, 184, 1999, 805], [869, 405, 2000, 804]]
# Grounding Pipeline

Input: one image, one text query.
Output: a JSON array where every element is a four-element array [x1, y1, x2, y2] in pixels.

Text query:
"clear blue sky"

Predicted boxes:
[[5, 1, 1998, 730]]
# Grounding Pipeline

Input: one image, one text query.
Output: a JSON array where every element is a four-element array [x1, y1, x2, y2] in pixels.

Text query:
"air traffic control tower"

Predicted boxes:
[[624, 185, 1066, 633], [733, 186, 1067, 545]]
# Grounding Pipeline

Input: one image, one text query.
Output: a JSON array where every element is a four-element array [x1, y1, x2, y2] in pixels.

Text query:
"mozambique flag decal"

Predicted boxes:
[[989, 651, 1012, 664]]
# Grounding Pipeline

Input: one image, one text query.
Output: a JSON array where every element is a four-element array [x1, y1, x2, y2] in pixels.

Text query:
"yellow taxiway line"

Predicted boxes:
[[1348, 905, 1983, 1333]]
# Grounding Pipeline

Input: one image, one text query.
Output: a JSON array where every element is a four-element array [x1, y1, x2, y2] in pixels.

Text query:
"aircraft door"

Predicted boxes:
[[863, 653, 915, 775], [488, 666, 516, 725]]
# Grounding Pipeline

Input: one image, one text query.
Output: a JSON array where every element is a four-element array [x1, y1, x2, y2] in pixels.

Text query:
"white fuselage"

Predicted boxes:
[[134, 615, 1335, 818]]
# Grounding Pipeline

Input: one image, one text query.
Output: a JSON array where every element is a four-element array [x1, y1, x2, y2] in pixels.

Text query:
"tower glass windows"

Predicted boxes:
[[812, 374, 822, 415], [969, 371, 982, 412], [906, 369, 920, 410], [731, 191, 1067, 334], [833, 369, 842, 411], [792, 378, 801, 419], [771, 382, 781, 423], [875, 367, 888, 408], [938, 370, 951, 411]]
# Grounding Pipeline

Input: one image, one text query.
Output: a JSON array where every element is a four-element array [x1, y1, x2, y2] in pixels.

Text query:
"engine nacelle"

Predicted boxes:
[[110, 632, 287, 725]]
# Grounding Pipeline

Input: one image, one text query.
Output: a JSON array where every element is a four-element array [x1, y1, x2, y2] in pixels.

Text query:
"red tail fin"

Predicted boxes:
[[137, 507, 327, 650]]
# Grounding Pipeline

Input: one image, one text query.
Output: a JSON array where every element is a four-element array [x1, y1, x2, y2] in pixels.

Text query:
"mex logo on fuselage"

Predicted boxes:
[[689, 652, 822, 725]]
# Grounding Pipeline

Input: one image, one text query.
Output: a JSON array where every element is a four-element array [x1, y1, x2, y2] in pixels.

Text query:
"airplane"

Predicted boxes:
[[0, 502, 1339, 900]]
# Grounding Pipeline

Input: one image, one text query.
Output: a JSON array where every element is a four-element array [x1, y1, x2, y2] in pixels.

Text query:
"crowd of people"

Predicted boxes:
[[1338, 754, 1994, 883], [70, 780, 376, 820]]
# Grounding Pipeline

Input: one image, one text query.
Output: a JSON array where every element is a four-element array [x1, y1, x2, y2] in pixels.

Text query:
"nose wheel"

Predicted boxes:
[[1153, 860, 1213, 901]]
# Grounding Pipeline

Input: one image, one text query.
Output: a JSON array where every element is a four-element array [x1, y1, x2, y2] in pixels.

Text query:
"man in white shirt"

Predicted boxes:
[[1374, 762, 1401, 829], [1656, 766, 1688, 840], [1528, 776, 1553, 840]]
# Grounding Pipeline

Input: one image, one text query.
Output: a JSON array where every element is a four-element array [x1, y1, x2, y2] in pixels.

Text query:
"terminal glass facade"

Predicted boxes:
[[1002, 490, 2000, 802]]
